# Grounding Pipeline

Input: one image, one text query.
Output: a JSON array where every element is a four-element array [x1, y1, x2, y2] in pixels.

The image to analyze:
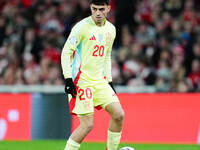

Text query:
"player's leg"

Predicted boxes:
[[70, 114, 94, 143], [93, 80, 124, 150], [105, 102, 124, 132], [105, 102, 124, 150], [64, 79, 94, 150], [64, 114, 94, 150]]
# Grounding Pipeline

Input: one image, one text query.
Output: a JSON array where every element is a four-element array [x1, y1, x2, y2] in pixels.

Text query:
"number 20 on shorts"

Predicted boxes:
[[92, 45, 105, 57], [78, 88, 92, 101]]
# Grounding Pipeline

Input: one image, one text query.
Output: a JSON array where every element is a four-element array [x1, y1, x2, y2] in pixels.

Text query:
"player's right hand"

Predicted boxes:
[[64, 78, 77, 98]]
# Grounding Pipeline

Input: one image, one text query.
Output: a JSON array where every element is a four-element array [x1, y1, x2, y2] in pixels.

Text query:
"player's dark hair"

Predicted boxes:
[[90, 0, 110, 5]]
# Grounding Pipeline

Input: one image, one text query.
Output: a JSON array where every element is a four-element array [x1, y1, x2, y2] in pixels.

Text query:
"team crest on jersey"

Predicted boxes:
[[106, 32, 111, 46], [69, 36, 78, 45], [98, 34, 103, 42]]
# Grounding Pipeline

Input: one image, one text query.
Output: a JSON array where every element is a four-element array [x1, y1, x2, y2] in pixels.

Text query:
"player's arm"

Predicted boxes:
[[104, 46, 112, 83], [104, 29, 116, 92], [104, 26, 116, 82], [61, 42, 74, 79], [104, 47, 116, 93], [61, 24, 82, 97], [61, 43, 77, 97]]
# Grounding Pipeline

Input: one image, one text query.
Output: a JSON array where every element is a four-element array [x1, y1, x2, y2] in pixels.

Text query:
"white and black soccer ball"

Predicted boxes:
[[120, 147, 135, 150]]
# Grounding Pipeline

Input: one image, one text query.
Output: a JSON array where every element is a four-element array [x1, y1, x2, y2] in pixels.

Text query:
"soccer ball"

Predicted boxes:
[[120, 147, 135, 150]]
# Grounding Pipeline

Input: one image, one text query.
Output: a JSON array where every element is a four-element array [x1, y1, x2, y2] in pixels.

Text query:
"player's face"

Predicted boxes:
[[90, 4, 110, 25]]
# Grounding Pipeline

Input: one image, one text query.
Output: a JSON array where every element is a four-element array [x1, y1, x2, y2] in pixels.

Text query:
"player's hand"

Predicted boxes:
[[64, 78, 77, 98], [109, 82, 116, 93]]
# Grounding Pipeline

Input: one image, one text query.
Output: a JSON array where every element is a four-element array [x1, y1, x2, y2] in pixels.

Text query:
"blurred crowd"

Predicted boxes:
[[0, 0, 200, 92]]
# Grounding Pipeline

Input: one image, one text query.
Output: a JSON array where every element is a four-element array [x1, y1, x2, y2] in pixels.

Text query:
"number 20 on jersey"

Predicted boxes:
[[92, 45, 105, 57]]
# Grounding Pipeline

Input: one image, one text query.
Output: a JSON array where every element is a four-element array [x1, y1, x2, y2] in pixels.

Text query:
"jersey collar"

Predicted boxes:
[[90, 16, 107, 27]]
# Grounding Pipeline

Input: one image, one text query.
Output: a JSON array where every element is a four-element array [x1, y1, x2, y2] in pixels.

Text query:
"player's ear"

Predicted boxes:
[[107, 5, 111, 12]]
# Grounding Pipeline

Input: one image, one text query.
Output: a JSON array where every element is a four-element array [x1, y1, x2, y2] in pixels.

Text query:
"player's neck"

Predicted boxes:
[[92, 16, 106, 27]]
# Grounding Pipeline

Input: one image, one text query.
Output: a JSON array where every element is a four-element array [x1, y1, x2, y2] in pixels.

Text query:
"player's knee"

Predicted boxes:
[[119, 110, 125, 122], [82, 122, 94, 133], [114, 110, 125, 123], [86, 123, 94, 132]]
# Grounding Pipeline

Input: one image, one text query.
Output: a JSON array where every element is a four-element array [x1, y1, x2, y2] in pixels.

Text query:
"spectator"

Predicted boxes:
[[188, 59, 200, 90], [20, 27, 43, 63], [163, 0, 184, 18], [0, 0, 199, 93], [176, 79, 190, 93]]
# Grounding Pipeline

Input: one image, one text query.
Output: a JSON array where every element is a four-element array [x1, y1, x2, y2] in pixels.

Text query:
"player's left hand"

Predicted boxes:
[[109, 82, 116, 93]]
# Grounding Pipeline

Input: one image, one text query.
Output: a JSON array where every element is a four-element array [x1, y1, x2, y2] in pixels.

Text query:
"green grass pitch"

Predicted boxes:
[[0, 140, 199, 150]]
